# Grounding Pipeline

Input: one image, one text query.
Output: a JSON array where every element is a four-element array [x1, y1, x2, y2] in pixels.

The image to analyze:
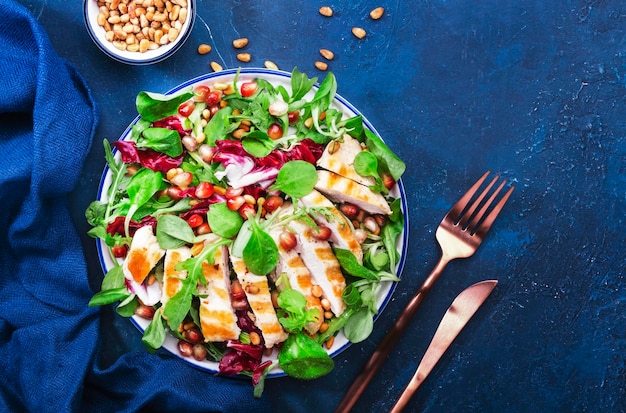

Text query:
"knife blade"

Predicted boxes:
[[389, 279, 498, 413]]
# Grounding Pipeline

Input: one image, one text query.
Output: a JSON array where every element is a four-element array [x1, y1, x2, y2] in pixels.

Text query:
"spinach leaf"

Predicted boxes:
[[289, 67, 317, 102], [88, 287, 131, 307], [203, 106, 233, 146], [243, 219, 278, 275], [343, 308, 374, 343], [138, 127, 183, 157], [123, 168, 163, 237], [136, 90, 194, 122], [242, 130, 274, 158], [278, 332, 334, 380], [156, 214, 196, 249], [334, 248, 380, 280], [354, 151, 386, 194], [269, 160, 317, 199], [207, 202, 244, 238], [142, 307, 167, 352], [363, 129, 406, 182]]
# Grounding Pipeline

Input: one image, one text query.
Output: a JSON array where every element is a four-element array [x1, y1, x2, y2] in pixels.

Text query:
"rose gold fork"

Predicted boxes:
[[335, 171, 514, 413]]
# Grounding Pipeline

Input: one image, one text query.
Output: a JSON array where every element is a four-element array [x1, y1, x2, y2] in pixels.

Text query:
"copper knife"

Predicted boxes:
[[389, 279, 498, 413]]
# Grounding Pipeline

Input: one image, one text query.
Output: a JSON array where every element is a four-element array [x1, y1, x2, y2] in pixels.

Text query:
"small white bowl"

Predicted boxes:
[[84, 0, 195, 65]]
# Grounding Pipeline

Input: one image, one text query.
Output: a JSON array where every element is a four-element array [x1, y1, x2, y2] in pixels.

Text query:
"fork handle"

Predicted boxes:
[[334, 256, 450, 413]]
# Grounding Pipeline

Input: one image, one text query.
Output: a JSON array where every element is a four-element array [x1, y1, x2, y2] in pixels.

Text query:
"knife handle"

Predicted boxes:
[[334, 256, 450, 413]]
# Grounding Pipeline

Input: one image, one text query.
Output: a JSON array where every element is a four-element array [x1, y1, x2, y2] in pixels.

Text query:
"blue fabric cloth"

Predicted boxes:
[[0, 1, 271, 411]]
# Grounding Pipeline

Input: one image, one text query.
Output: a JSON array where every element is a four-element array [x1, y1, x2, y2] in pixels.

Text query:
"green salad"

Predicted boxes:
[[86, 68, 405, 396]]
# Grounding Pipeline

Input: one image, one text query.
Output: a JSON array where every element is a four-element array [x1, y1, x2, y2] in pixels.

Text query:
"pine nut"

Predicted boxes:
[[232, 37, 249, 49], [319, 6, 333, 17], [311, 285, 323, 298], [352, 27, 366, 39], [315, 61, 328, 71], [210, 61, 223, 72], [237, 53, 251, 62], [197, 43, 212, 54], [264, 60, 279, 70], [320, 48, 334, 60], [94, 0, 190, 54], [370, 7, 385, 20]]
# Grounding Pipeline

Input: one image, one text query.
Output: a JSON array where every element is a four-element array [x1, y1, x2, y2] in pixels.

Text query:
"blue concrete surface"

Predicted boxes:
[[19, 0, 625, 411]]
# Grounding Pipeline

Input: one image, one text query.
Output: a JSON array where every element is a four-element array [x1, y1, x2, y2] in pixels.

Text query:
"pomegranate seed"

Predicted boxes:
[[240, 81, 257, 97], [382, 172, 396, 189], [263, 195, 284, 212], [225, 186, 244, 198], [206, 90, 223, 106], [311, 225, 332, 241], [198, 144, 215, 163], [194, 85, 210, 102], [196, 223, 212, 235], [166, 186, 183, 201], [112, 245, 127, 258], [178, 100, 195, 118], [135, 304, 155, 320], [267, 123, 283, 140], [184, 327, 203, 344], [288, 110, 300, 124], [209, 105, 220, 117], [187, 213, 204, 228], [227, 195, 246, 211], [339, 203, 360, 219], [279, 230, 297, 251], [178, 340, 193, 357], [239, 203, 256, 219], [195, 181, 215, 199]]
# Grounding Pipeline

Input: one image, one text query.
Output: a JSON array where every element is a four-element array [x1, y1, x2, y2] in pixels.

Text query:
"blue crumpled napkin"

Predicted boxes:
[[0, 1, 271, 411]]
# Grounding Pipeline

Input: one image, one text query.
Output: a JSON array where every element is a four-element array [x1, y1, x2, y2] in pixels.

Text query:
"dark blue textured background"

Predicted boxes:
[[18, 0, 625, 411]]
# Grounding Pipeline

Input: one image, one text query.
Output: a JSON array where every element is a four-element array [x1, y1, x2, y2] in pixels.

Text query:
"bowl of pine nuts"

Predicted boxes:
[[84, 0, 195, 65]]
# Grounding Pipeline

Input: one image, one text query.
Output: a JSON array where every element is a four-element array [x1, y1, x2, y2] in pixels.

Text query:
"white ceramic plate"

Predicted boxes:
[[83, 0, 195, 65], [96, 68, 408, 378]]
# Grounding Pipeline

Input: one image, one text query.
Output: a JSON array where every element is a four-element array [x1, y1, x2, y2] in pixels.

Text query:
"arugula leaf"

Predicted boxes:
[[136, 90, 194, 122], [276, 289, 321, 332]]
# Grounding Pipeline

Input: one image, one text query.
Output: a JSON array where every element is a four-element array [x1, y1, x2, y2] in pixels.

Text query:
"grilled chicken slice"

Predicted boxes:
[[230, 254, 288, 348], [122, 225, 165, 284], [268, 226, 324, 334], [317, 134, 376, 187], [122, 225, 165, 306], [285, 214, 347, 316], [160, 246, 192, 307], [197, 235, 241, 342], [299, 189, 363, 264], [315, 169, 392, 215]]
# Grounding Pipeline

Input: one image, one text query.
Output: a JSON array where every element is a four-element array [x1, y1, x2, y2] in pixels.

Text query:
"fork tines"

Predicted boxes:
[[453, 171, 514, 236]]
